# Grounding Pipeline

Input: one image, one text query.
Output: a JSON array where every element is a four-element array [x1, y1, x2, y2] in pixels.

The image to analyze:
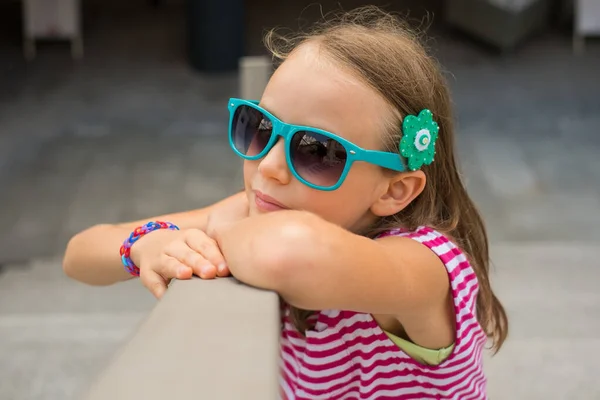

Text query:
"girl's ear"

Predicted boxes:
[[370, 171, 426, 217]]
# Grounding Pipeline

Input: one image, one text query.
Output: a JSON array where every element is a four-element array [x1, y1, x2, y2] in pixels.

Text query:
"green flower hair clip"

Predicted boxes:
[[399, 109, 439, 171]]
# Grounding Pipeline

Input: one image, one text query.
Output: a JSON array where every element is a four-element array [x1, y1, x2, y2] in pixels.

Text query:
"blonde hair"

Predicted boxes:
[[265, 6, 508, 353]]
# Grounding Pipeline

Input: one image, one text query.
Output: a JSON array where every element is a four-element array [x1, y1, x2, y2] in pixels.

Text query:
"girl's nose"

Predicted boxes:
[[257, 139, 292, 185]]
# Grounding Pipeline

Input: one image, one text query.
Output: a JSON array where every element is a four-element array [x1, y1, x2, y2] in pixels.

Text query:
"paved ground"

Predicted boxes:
[[0, 1, 599, 399]]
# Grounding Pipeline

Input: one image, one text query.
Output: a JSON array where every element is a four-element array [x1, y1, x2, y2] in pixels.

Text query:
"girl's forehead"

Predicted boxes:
[[261, 45, 393, 147]]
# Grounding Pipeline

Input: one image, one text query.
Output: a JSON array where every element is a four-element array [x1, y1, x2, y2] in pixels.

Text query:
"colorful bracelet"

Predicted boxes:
[[119, 221, 180, 276]]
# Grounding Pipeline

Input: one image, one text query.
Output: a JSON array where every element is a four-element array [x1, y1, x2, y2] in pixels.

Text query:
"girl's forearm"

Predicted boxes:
[[63, 224, 139, 285], [62, 191, 247, 286]]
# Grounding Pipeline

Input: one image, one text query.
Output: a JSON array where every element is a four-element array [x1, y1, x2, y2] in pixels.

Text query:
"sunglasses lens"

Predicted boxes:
[[290, 130, 348, 187], [231, 105, 273, 156]]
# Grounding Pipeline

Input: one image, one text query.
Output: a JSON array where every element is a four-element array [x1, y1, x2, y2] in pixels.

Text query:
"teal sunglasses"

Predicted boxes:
[[227, 98, 406, 191]]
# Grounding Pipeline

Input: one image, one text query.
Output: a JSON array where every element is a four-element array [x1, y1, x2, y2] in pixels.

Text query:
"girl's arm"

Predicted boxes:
[[213, 210, 453, 348], [62, 191, 247, 286]]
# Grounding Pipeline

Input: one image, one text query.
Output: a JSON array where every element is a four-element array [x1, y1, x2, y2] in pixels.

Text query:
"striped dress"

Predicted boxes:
[[280, 226, 488, 399]]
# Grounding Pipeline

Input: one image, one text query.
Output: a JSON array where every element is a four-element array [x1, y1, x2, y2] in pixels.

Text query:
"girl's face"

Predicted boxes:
[[243, 43, 398, 232]]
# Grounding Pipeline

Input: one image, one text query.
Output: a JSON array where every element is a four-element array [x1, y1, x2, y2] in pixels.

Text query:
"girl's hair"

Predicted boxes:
[[264, 6, 508, 353]]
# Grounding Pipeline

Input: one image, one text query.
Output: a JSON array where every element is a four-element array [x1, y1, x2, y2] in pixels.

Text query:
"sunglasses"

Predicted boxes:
[[227, 98, 406, 191]]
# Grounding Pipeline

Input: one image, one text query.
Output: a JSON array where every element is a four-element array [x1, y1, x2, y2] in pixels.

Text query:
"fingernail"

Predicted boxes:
[[200, 265, 213, 276], [177, 266, 189, 276], [218, 263, 227, 274]]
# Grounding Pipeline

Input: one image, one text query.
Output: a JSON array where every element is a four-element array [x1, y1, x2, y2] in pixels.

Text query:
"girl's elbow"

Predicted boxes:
[[62, 234, 80, 280]]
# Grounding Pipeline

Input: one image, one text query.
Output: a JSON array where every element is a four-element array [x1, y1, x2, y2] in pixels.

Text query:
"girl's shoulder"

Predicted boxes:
[[375, 225, 451, 242], [377, 225, 463, 256], [375, 226, 475, 283]]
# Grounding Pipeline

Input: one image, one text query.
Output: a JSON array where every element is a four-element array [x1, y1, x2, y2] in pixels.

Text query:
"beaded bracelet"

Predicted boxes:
[[119, 221, 180, 276]]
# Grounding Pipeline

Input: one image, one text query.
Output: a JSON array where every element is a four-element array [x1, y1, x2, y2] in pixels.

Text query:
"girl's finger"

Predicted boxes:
[[140, 270, 169, 299], [184, 230, 227, 271], [164, 241, 211, 274], [161, 254, 193, 280], [198, 263, 218, 279], [216, 263, 231, 277]]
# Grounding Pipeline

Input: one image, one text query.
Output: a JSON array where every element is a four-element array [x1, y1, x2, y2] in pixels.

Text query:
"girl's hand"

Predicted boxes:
[[130, 228, 229, 299]]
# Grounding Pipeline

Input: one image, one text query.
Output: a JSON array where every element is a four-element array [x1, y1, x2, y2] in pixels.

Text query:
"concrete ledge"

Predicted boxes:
[[83, 277, 281, 400]]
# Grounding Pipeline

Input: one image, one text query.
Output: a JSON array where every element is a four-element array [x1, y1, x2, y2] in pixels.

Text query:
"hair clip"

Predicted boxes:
[[399, 109, 439, 171]]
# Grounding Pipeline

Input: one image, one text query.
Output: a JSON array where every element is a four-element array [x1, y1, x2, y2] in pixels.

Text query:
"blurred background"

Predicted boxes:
[[0, 0, 598, 399]]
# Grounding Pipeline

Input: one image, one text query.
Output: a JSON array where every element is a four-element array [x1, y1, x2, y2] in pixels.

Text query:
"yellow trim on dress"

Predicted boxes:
[[383, 330, 455, 366]]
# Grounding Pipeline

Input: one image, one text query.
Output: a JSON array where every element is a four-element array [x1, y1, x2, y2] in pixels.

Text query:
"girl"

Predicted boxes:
[[63, 7, 507, 399]]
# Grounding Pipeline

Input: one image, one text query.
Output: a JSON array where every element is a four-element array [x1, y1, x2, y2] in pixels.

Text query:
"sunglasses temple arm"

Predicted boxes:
[[358, 150, 407, 172]]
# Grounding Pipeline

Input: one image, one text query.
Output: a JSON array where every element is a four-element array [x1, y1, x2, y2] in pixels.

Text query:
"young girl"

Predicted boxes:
[[63, 7, 507, 399]]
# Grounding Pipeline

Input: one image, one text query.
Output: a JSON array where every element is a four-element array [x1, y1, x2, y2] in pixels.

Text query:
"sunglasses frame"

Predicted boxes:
[[228, 98, 407, 191]]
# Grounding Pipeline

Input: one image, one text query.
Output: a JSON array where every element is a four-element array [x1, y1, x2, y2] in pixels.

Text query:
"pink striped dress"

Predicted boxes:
[[280, 226, 488, 399]]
